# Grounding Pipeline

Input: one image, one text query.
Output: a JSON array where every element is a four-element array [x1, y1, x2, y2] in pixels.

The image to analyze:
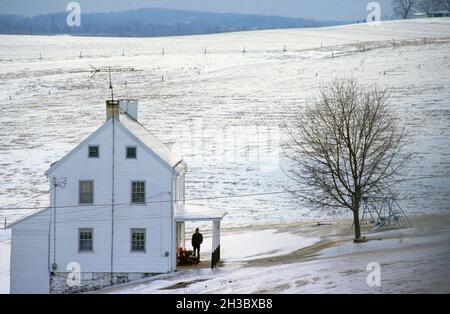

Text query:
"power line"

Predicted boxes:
[[1, 172, 449, 213], [1, 191, 284, 226], [1, 174, 448, 228], [387, 175, 449, 183], [1, 192, 176, 227], [1, 173, 448, 212], [0, 190, 295, 212], [3, 191, 296, 226], [0, 188, 53, 210], [3, 186, 449, 226]]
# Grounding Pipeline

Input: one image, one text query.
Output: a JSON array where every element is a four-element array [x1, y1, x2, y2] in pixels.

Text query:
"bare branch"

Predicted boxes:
[[284, 78, 411, 239]]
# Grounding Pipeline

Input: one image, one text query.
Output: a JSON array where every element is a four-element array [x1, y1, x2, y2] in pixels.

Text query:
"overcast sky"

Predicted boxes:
[[0, 0, 394, 21]]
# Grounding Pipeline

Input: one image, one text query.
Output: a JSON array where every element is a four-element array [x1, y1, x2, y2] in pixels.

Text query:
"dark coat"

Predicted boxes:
[[191, 232, 203, 247]]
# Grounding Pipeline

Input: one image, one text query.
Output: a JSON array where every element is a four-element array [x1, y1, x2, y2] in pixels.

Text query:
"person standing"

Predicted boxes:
[[191, 228, 203, 261]]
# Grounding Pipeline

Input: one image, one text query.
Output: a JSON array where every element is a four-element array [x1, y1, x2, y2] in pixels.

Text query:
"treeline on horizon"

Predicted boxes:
[[0, 8, 342, 37]]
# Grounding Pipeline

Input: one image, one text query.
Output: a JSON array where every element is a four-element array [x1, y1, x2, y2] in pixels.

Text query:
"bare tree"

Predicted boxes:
[[284, 79, 410, 241], [416, 0, 440, 15], [392, 0, 416, 18], [437, 0, 450, 11]]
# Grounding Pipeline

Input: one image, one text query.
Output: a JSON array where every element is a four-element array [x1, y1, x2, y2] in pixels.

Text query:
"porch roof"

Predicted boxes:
[[174, 204, 226, 221]]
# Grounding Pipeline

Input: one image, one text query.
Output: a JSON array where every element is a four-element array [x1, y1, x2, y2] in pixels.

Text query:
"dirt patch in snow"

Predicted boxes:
[[159, 279, 209, 290], [243, 239, 339, 267]]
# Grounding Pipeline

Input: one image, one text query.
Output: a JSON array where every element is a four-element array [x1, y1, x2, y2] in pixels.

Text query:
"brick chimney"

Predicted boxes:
[[106, 100, 120, 120]]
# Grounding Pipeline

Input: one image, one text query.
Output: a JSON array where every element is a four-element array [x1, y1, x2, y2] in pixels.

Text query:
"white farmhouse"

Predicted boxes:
[[9, 99, 225, 294]]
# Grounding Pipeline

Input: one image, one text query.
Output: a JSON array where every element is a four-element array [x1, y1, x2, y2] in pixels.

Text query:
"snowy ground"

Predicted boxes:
[[1, 18, 450, 226], [1, 213, 449, 294], [1, 18, 450, 293], [97, 214, 450, 294]]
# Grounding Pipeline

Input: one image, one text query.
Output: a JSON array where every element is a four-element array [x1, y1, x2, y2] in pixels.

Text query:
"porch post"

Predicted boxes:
[[216, 220, 221, 261], [211, 220, 221, 268], [176, 221, 185, 249], [181, 221, 185, 249]]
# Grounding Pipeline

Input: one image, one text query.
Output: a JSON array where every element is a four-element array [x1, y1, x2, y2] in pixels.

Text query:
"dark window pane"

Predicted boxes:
[[89, 146, 99, 158], [79, 229, 93, 252], [131, 181, 145, 203], [131, 229, 145, 252], [126, 147, 137, 159], [79, 181, 93, 204]]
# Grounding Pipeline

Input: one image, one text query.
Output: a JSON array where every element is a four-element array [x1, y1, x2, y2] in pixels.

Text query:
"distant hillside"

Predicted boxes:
[[0, 8, 342, 37]]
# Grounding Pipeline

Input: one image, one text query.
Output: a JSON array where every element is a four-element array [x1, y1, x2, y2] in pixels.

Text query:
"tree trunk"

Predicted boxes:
[[352, 188, 362, 241], [353, 208, 361, 240]]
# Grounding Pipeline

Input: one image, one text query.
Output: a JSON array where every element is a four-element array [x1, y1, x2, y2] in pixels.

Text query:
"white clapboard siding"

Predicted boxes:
[[46, 118, 175, 273], [11, 109, 183, 293], [10, 210, 50, 294]]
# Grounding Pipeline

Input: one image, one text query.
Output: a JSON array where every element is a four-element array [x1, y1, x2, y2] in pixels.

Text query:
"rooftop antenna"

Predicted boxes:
[[79, 65, 142, 79], [122, 48, 125, 57], [74, 65, 142, 99], [283, 45, 287, 52]]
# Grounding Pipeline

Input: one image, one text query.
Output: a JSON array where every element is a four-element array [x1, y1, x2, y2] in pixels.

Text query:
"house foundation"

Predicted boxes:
[[49, 272, 157, 294]]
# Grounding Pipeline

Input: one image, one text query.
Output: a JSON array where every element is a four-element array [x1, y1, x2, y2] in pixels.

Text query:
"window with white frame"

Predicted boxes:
[[79, 181, 94, 204], [131, 181, 145, 203], [131, 228, 146, 252], [79, 228, 93, 252]]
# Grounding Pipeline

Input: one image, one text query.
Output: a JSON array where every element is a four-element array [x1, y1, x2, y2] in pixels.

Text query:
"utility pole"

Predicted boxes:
[[79, 67, 140, 285], [109, 68, 116, 286], [51, 177, 66, 272], [52, 177, 57, 271]]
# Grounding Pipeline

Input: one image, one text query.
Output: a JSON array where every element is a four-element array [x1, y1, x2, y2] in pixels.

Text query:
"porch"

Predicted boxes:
[[174, 204, 226, 269]]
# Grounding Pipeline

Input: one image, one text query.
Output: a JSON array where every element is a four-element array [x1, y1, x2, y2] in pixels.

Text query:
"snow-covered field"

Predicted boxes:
[[1, 18, 450, 293], [1, 18, 450, 226]]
